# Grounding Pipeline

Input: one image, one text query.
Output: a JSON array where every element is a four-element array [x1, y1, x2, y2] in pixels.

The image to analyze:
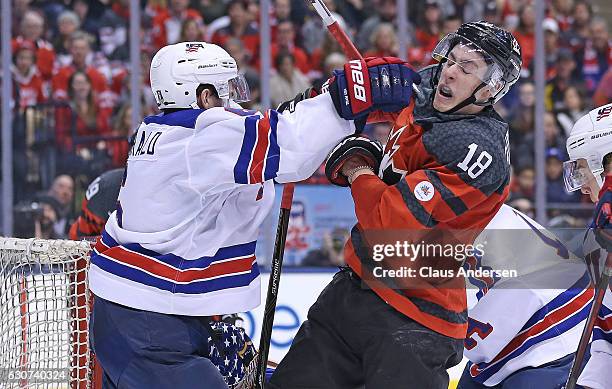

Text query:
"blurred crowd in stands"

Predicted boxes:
[[4, 0, 612, 248]]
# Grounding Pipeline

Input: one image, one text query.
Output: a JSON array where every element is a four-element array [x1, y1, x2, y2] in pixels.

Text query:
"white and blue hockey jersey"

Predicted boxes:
[[88, 93, 355, 315], [463, 205, 594, 386], [577, 229, 612, 389]]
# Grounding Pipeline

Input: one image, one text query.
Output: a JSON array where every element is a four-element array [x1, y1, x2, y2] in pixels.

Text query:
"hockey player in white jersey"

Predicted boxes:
[[86, 42, 419, 388], [562, 103, 612, 389], [457, 204, 593, 389]]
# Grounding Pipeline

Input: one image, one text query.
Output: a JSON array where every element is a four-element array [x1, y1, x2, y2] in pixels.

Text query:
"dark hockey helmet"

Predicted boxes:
[[431, 21, 522, 108]]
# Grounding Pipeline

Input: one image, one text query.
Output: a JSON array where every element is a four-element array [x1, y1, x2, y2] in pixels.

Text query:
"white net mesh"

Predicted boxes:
[[0, 238, 95, 389]]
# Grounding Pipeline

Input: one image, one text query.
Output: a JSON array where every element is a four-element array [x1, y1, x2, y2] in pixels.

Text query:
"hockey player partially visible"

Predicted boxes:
[[562, 103, 612, 389], [270, 22, 521, 389], [87, 42, 419, 388]]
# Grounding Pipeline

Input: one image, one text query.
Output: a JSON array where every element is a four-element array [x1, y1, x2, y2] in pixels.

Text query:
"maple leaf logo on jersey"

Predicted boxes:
[[379, 124, 408, 184]]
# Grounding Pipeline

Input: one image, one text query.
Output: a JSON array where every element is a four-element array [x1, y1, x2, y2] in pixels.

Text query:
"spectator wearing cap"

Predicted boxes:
[[12, 10, 56, 80], [51, 32, 110, 105], [211, 0, 260, 67], [575, 17, 612, 93], [436, 0, 484, 23], [272, 20, 311, 76], [415, 0, 443, 57], [151, 0, 203, 49], [546, 147, 580, 204], [541, 18, 562, 79], [269, 51, 310, 108], [355, 0, 413, 53], [555, 85, 589, 137], [482, 0, 500, 25], [364, 23, 399, 58], [11, 40, 47, 110], [544, 47, 585, 112]]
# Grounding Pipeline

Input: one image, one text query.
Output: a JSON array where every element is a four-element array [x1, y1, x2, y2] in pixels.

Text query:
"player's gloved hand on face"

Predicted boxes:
[[591, 188, 612, 252], [325, 56, 421, 122], [276, 87, 318, 113], [325, 135, 383, 187]]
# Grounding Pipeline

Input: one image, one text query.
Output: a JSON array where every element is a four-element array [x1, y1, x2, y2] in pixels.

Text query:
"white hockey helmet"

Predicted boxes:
[[150, 42, 250, 109], [563, 103, 612, 192]]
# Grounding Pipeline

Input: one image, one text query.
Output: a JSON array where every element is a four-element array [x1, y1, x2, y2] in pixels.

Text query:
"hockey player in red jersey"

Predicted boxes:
[[269, 22, 522, 389]]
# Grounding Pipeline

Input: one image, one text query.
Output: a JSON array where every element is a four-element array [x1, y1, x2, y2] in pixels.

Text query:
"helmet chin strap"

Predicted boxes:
[[436, 82, 490, 114]]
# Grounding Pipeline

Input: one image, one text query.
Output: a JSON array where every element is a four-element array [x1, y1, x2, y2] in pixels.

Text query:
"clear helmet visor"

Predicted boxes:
[[215, 74, 251, 103], [562, 157, 604, 192], [432, 34, 505, 95]]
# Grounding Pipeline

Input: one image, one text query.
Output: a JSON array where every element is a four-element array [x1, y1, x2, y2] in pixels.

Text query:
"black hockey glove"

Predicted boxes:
[[276, 87, 318, 113], [325, 135, 383, 187]]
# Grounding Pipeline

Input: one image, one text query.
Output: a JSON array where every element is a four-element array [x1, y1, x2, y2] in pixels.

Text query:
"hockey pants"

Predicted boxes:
[[90, 296, 229, 389], [268, 267, 464, 389]]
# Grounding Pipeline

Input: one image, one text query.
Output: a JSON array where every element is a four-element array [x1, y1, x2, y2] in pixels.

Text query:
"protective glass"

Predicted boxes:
[[562, 157, 603, 192], [217, 74, 251, 103], [432, 34, 504, 93]]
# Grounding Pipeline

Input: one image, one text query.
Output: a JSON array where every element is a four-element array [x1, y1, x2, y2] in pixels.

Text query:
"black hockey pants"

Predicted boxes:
[[268, 267, 464, 389]]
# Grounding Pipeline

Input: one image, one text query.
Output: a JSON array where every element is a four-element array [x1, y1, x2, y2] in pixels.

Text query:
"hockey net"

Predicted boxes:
[[0, 237, 100, 389]]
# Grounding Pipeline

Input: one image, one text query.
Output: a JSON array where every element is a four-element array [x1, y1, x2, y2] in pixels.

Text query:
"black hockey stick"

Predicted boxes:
[[254, 183, 295, 389], [565, 251, 612, 389]]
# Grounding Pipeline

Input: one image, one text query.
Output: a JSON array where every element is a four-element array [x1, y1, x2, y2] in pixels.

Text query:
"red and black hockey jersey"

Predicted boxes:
[[69, 169, 123, 240], [345, 67, 511, 339]]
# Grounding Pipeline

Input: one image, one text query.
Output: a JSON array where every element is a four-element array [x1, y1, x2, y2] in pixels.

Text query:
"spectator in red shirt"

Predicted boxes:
[[12, 10, 56, 80], [272, 20, 310, 75], [364, 23, 399, 58], [12, 40, 47, 110], [576, 17, 612, 93], [151, 0, 203, 49], [513, 3, 536, 75], [52, 31, 109, 104], [415, 0, 443, 56], [55, 70, 112, 151], [212, 0, 260, 67]]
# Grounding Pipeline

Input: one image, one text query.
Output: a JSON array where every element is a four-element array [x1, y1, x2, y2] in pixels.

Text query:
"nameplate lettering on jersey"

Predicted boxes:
[[129, 130, 162, 159]]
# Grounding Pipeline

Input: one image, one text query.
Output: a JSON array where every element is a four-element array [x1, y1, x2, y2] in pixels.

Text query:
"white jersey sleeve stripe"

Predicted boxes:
[[468, 274, 593, 383]]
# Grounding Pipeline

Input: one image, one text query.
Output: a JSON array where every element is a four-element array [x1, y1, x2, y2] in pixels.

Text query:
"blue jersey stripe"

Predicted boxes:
[[521, 271, 590, 331], [234, 115, 259, 184], [143, 109, 204, 128], [101, 230, 256, 270], [92, 254, 259, 294], [264, 110, 280, 181], [472, 301, 591, 383]]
